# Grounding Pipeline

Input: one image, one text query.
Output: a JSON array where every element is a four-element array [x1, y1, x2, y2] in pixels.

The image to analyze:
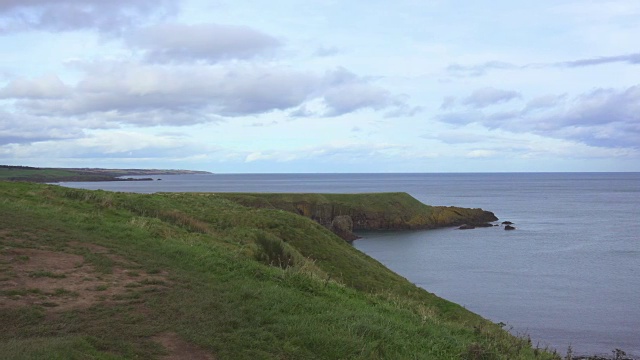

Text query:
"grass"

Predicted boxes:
[[217, 192, 498, 233], [0, 181, 559, 359], [0, 167, 80, 181], [28, 270, 66, 279]]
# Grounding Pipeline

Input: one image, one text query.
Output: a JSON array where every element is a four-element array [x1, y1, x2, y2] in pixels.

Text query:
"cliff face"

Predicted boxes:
[[218, 192, 498, 240]]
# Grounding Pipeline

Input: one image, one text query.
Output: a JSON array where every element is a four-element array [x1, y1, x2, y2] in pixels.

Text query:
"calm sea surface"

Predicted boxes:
[[61, 173, 640, 357]]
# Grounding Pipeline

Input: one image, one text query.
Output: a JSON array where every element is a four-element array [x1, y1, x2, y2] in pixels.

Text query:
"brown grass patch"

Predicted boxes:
[[0, 246, 169, 312]]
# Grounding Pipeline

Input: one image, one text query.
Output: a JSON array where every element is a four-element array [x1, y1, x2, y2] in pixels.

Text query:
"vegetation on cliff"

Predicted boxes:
[[218, 192, 498, 239], [0, 181, 557, 359]]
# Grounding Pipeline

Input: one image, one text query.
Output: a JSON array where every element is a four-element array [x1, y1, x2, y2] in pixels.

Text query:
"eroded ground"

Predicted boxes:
[[0, 243, 166, 311], [0, 241, 214, 359]]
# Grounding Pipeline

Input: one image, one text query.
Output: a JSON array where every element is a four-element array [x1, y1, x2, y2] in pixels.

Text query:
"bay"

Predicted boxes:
[[61, 172, 640, 357]]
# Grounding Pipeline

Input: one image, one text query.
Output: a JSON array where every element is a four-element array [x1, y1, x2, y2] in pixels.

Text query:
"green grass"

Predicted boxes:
[[0, 166, 121, 183], [0, 167, 79, 180], [217, 192, 498, 232], [0, 181, 559, 359]]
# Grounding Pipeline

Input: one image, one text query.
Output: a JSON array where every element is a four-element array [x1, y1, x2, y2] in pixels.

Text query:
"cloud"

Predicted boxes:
[[71, 130, 191, 157], [558, 53, 640, 67], [243, 142, 406, 163], [466, 149, 497, 158], [322, 83, 392, 116], [462, 87, 521, 108], [1, 63, 416, 134], [437, 85, 640, 149], [2, 63, 317, 123], [560, 87, 639, 127], [314, 46, 340, 57], [0, 75, 70, 99], [436, 111, 484, 126], [523, 94, 568, 113], [446, 61, 517, 77], [0, 110, 90, 145], [127, 23, 282, 64], [0, 129, 211, 163], [440, 96, 456, 110], [0, 0, 176, 33], [320, 67, 418, 117], [288, 105, 316, 118], [446, 53, 640, 78]]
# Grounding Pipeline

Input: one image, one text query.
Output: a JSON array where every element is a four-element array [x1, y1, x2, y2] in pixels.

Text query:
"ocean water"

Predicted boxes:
[[61, 173, 640, 357]]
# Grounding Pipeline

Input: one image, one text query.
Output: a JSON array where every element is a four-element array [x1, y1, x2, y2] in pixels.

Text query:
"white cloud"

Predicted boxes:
[[466, 149, 497, 158], [243, 142, 405, 164], [2, 62, 415, 130]]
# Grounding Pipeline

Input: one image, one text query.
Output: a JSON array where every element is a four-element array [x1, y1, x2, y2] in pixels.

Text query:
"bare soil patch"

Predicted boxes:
[[0, 241, 216, 357], [0, 244, 168, 311]]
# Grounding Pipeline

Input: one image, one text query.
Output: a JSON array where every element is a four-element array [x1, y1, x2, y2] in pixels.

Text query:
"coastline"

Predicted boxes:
[[0, 165, 211, 183], [6, 171, 638, 357], [0, 180, 561, 359]]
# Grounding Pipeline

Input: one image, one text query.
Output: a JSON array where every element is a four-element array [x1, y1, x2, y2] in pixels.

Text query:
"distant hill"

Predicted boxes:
[[0, 165, 211, 182]]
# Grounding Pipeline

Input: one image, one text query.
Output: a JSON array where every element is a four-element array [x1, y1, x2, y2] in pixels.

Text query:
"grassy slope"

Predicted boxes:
[[0, 167, 80, 181], [218, 192, 498, 231], [0, 166, 129, 183], [0, 182, 558, 359]]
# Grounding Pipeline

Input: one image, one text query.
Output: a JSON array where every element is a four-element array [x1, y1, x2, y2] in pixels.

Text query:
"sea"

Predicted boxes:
[[60, 172, 640, 358]]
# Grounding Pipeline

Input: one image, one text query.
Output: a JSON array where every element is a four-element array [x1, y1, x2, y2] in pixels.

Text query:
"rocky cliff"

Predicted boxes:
[[217, 192, 498, 240]]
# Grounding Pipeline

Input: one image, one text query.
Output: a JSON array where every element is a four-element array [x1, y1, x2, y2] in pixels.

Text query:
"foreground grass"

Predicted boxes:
[[0, 182, 559, 359]]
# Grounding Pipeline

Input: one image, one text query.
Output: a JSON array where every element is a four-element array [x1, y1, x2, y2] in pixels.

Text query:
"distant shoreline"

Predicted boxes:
[[0, 165, 212, 183]]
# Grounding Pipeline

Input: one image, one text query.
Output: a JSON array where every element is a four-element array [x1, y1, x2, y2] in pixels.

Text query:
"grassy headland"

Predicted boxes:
[[0, 181, 559, 359], [219, 192, 498, 239]]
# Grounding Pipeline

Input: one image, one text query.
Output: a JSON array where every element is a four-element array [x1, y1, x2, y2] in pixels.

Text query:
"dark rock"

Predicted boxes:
[[330, 215, 359, 241], [502, 221, 513, 225], [459, 223, 495, 230], [473, 223, 494, 228], [504, 225, 516, 230]]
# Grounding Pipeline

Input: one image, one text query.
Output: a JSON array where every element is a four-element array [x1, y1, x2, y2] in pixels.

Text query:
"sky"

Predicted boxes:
[[1, 0, 639, 173]]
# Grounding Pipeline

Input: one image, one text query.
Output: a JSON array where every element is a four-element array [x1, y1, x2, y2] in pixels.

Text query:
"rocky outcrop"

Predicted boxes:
[[330, 215, 359, 241], [219, 192, 499, 240], [458, 224, 476, 230]]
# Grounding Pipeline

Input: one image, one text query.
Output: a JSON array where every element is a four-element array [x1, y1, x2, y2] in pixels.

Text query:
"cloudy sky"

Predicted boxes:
[[1, 0, 639, 172]]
